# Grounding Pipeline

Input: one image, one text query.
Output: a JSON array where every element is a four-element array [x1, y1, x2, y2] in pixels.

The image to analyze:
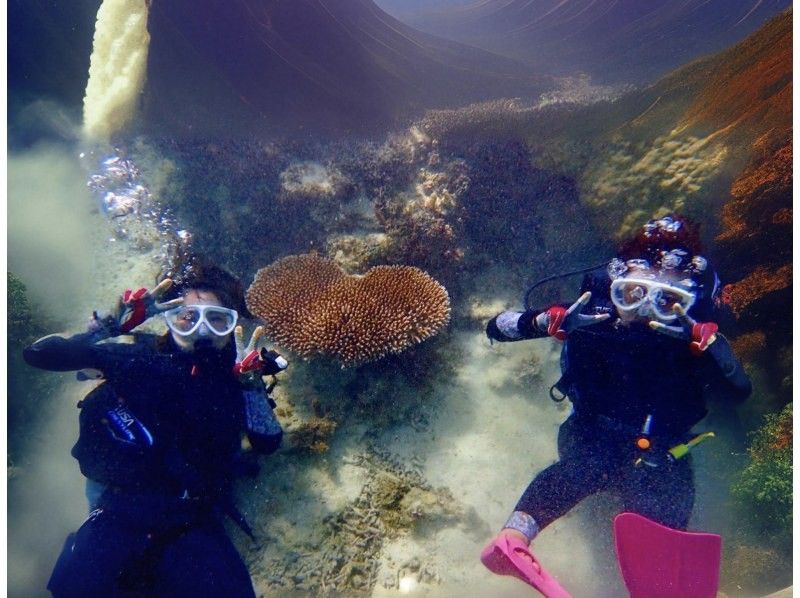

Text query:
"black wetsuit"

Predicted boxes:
[[24, 331, 272, 597], [486, 274, 751, 531]]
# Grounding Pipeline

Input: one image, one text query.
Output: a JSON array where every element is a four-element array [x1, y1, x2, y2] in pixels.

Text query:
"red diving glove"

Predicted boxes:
[[233, 326, 288, 377], [690, 321, 719, 355], [119, 287, 149, 333], [88, 279, 179, 338], [649, 304, 718, 356], [543, 306, 568, 340], [535, 292, 610, 341]]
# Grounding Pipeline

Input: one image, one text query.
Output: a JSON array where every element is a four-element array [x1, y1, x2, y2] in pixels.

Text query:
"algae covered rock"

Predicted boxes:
[[9, 272, 38, 347], [731, 402, 793, 549], [8, 272, 58, 462]]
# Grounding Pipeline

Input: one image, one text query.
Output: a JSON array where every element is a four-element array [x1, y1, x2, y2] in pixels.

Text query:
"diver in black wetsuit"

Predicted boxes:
[[479, 216, 752, 596], [24, 263, 287, 597]]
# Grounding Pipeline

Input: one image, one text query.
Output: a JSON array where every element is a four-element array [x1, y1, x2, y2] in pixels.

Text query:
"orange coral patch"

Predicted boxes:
[[721, 265, 792, 318], [730, 331, 767, 364]]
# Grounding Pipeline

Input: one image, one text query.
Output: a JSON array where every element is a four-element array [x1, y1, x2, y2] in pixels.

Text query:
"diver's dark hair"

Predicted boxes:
[[159, 255, 250, 317], [614, 214, 718, 320], [617, 214, 703, 262]]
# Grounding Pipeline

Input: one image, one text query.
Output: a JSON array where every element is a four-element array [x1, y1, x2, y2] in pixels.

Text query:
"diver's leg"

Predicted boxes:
[[155, 521, 256, 597], [480, 417, 615, 596], [48, 510, 146, 597], [513, 416, 615, 532], [621, 455, 695, 529]]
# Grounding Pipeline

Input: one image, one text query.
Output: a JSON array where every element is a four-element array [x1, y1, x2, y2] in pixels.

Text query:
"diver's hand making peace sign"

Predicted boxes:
[[649, 304, 718, 356], [88, 278, 183, 338], [535, 291, 611, 341], [233, 325, 288, 377]]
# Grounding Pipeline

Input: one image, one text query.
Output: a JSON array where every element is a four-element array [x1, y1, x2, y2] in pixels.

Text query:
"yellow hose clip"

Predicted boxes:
[[668, 432, 716, 461]]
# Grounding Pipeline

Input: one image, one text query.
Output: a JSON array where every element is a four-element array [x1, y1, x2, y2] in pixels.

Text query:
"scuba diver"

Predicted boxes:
[[23, 261, 287, 597], [479, 216, 752, 597]]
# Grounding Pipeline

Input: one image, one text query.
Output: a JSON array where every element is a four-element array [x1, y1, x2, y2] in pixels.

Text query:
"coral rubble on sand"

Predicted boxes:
[[247, 446, 466, 595]]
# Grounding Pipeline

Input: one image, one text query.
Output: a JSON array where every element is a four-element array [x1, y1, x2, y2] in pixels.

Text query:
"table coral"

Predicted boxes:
[[246, 254, 450, 366]]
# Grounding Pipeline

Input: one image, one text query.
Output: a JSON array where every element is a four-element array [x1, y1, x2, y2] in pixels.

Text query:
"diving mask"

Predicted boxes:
[[610, 277, 695, 322], [163, 304, 238, 337]]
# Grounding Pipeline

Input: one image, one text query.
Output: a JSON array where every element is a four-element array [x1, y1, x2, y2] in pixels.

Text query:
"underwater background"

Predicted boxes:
[[7, 1, 793, 596]]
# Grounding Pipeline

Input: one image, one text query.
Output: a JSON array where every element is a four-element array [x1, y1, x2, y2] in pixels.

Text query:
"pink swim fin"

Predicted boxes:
[[613, 512, 721, 598], [481, 534, 571, 598]]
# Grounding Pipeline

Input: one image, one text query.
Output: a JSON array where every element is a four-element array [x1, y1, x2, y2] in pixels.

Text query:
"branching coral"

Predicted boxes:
[[246, 254, 450, 366], [250, 446, 464, 595]]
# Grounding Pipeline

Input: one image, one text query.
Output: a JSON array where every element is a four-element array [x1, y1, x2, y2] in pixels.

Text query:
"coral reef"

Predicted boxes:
[[134, 138, 320, 276], [374, 185, 465, 282], [720, 265, 792, 320], [278, 161, 352, 202], [246, 254, 451, 366], [714, 141, 792, 377], [454, 140, 608, 285], [420, 98, 540, 142], [248, 446, 467, 595], [583, 133, 731, 237], [730, 331, 767, 365], [278, 406, 338, 454], [718, 144, 792, 250], [325, 233, 389, 274]]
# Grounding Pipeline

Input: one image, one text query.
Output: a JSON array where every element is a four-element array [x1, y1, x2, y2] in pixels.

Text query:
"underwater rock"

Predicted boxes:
[[715, 141, 792, 340], [720, 265, 792, 321], [246, 254, 451, 366], [326, 233, 390, 274], [279, 161, 352, 202]]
